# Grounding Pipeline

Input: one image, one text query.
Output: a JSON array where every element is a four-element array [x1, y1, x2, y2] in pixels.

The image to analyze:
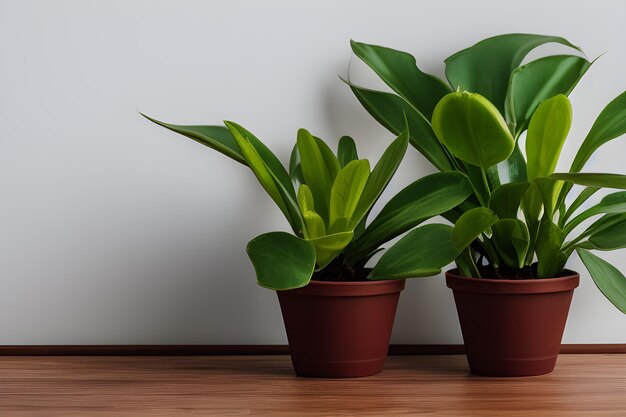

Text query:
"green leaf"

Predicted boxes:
[[289, 143, 304, 187], [432, 91, 515, 170], [506, 55, 590, 137], [141, 114, 245, 164], [342, 79, 453, 171], [526, 95, 572, 180], [296, 129, 335, 221], [444, 33, 580, 113], [585, 214, 626, 250], [491, 219, 530, 268], [308, 231, 354, 270], [351, 130, 409, 228], [451, 207, 499, 251], [502, 144, 528, 183], [344, 171, 473, 264], [571, 90, 626, 172], [489, 182, 529, 219], [535, 218, 567, 278], [369, 224, 459, 280], [564, 191, 626, 236], [314, 136, 341, 181], [337, 136, 358, 168], [329, 160, 370, 232], [226, 122, 290, 220], [550, 173, 626, 189], [577, 249, 626, 313], [561, 187, 600, 227], [298, 185, 325, 239], [350, 40, 451, 119], [246, 232, 316, 290]]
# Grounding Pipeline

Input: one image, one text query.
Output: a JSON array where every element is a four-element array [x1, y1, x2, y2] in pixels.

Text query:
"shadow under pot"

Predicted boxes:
[[446, 269, 580, 377], [277, 279, 405, 378]]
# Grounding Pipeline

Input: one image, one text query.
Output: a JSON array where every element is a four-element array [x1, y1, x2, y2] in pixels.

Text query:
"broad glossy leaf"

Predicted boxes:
[[141, 114, 245, 164], [432, 91, 515, 169], [489, 182, 529, 219], [565, 191, 626, 236], [526, 95, 572, 180], [344, 171, 473, 264], [535, 218, 567, 278], [297, 129, 334, 221], [342, 79, 453, 171], [289, 144, 304, 188], [247, 232, 316, 290], [550, 173, 626, 189], [491, 219, 530, 268], [337, 136, 358, 168], [506, 55, 590, 137], [329, 160, 370, 232], [445, 33, 580, 113], [350, 40, 451, 119], [502, 144, 528, 183], [351, 130, 409, 228], [571, 90, 626, 172], [577, 249, 626, 313], [308, 231, 354, 269], [451, 207, 499, 251], [369, 224, 459, 280]]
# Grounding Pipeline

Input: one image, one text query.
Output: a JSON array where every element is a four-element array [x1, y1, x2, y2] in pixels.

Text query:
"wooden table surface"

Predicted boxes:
[[0, 355, 624, 416]]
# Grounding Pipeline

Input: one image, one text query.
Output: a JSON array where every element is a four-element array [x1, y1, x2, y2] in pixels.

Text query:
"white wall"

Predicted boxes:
[[1, 0, 625, 344]]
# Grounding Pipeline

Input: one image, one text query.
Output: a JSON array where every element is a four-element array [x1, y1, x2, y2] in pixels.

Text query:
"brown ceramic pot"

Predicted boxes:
[[446, 269, 579, 377], [277, 279, 405, 378]]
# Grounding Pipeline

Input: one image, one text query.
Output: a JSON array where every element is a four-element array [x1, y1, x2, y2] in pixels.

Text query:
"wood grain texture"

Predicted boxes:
[[0, 355, 625, 416], [0, 344, 624, 355]]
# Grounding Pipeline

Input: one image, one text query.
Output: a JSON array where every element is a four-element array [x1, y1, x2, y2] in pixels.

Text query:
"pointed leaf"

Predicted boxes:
[[536, 218, 567, 278], [550, 173, 626, 189], [297, 129, 334, 221], [506, 55, 590, 137], [351, 40, 451, 119], [445, 33, 580, 113], [369, 224, 459, 280], [571, 90, 626, 172], [342, 78, 453, 171], [141, 114, 245, 164], [526, 95, 572, 180], [247, 232, 316, 290], [577, 249, 626, 313], [564, 191, 626, 236], [344, 171, 473, 264], [329, 160, 370, 232], [432, 91, 515, 169], [351, 130, 409, 227]]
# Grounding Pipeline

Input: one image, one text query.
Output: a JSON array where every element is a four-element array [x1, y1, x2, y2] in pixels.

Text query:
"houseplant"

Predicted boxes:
[[142, 116, 473, 377], [345, 33, 626, 376]]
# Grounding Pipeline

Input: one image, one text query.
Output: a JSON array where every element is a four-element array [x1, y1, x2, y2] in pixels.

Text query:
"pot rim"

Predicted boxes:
[[445, 268, 580, 294], [279, 278, 406, 297]]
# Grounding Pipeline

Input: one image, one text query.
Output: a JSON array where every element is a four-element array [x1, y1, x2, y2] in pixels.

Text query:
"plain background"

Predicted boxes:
[[1, 0, 625, 344]]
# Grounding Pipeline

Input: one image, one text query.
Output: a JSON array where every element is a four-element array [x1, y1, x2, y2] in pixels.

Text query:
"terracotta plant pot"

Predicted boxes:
[[277, 279, 405, 378], [446, 269, 579, 377]]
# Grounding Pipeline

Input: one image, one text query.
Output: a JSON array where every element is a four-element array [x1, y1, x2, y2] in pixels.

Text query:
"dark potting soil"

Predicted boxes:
[[312, 262, 372, 282], [476, 264, 570, 280]]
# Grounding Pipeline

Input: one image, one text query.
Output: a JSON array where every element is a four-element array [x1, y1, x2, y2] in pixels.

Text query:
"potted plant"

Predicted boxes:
[[345, 33, 626, 376], [142, 116, 472, 377]]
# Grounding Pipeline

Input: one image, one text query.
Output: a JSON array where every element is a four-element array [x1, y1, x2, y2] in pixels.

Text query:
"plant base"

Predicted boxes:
[[277, 279, 405, 378], [446, 269, 579, 377]]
